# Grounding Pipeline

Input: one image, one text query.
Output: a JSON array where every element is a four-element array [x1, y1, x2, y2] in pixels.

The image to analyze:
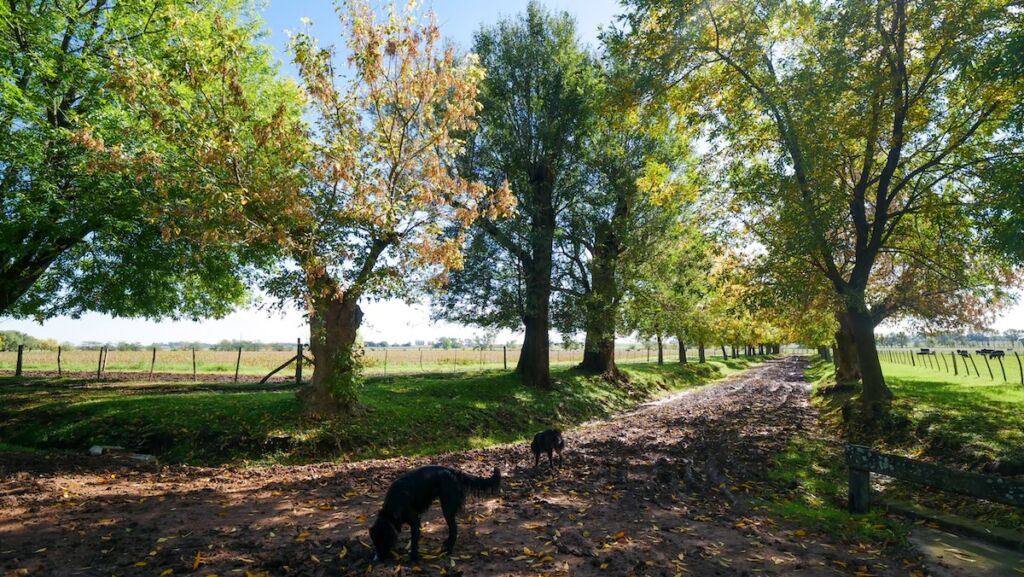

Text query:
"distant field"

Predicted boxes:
[[0, 345, 692, 378]]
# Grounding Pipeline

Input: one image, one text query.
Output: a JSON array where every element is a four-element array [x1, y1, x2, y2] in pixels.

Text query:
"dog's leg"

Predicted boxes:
[[441, 499, 459, 554], [557, 449, 563, 468], [533, 451, 539, 468], [548, 449, 554, 468], [409, 516, 421, 561]]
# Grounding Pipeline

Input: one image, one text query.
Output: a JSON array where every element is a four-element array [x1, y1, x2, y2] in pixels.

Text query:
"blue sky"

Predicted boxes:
[[2, 0, 1021, 345]]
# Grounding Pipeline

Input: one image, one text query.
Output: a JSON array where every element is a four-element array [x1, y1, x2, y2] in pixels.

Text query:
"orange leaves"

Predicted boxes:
[[288, 0, 516, 298]]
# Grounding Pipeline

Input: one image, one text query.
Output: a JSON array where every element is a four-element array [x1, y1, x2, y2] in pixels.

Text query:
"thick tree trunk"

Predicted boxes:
[[300, 295, 363, 417], [698, 342, 706, 363], [516, 164, 555, 388], [678, 338, 687, 364], [579, 327, 616, 375], [846, 302, 892, 406], [834, 312, 861, 385], [656, 334, 664, 365], [578, 221, 620, 376], [720, 344, 728, 359]]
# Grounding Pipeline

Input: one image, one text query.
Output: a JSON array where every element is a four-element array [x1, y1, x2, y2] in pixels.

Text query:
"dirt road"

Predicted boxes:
[[0, 358, 920, 576]]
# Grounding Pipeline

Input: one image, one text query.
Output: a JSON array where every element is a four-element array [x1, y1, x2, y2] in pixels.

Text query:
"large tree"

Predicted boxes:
[[619, 0, 1021, 410], [0, 0, 288, 320], [556, 60, 693, 376], [115, 0, 512, 415], [433, 2, 598, 388]]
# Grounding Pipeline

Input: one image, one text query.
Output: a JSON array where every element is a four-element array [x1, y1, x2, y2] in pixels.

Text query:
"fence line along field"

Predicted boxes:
[[879, 346, 1024, 386], [0, 344, 723, 381]]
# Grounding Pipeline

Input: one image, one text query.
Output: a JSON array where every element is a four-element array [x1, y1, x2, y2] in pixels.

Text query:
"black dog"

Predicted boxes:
[[531, 429, 565, 468], [369, 465, 500, 561]]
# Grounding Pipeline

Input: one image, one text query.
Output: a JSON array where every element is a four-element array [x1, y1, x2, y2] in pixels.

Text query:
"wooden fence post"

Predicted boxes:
[[997, 355, 1007, 382], [296, 339, 303, 384], [15, 344, 24, 377], [968, 354, 980, 377], [848, 467, 871, 514], [951, 352, 957, 376], [101, 346, 108, 373], [383, 347, 388, 377], [57, 345, 62, 377], [982, 354, 994, 380], [940, 353, 948, 373], [234, 346, 242, 383], [1015, 352, 1023, 386], [96, 347, 103, 378], [909, 351, 915, 366], [150, 347, 157, 379], [192, 347, 197, 381], [503, 345, 507, 370], [419, 348, 423, 371]]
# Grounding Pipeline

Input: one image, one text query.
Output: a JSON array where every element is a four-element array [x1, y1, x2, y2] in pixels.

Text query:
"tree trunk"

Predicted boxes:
[[300, 295, 363, 417], [721, 344, 728, 359], [578, 221, 620, 376], [656, 334, 664, 365], [515, 164, 556, 388], [698, 342, 706, 363], [844, 296, 892, 407], [834, 312, 861, 385], [678, 338, 687, 364]]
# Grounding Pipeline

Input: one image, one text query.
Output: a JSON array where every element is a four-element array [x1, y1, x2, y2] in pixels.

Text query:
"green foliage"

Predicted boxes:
[[434, 1, 600, 329], [0, 0, 286, 320], [616, 0, 1023, 398]]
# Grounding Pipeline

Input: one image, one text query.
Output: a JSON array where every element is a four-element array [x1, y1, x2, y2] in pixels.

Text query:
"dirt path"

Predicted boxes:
[[1, 358, 919, 576]]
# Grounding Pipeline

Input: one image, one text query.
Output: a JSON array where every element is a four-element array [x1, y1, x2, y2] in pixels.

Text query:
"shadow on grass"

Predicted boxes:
[[0, 362, 738, 466]]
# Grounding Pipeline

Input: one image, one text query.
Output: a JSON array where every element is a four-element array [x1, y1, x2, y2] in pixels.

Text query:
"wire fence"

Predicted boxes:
[[0, 341, 781, 383], [878, 346, 1024, 385]]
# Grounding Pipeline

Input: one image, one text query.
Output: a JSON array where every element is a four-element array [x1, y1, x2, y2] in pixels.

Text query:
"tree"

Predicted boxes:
[[116, 0, 512, 415], [0, 0, 286, 321], [283, 1, 512, 414], [554, 54, 694, 376], [433, 2, 598, 388], [619, 0, 1021, 411]]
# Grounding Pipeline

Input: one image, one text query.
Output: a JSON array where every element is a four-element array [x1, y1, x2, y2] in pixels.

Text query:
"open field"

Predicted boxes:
[[0, 357, 768, 465], [879, 346, 1024, 385], [0, 346, 718, 379]]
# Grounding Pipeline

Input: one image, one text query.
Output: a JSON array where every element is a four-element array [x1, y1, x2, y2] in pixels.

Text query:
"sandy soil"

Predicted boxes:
[[0, 358, 924, 576]]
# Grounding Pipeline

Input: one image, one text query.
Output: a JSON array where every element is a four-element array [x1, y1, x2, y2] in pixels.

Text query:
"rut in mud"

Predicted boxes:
[[0, 358, 919, 576]]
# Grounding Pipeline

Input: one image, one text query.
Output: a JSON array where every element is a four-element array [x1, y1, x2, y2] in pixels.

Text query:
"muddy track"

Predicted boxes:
[[0, 358, 919, 576]]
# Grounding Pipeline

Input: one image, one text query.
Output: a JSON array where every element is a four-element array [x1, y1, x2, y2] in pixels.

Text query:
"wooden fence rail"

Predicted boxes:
[[845, 445, 1024, 514]]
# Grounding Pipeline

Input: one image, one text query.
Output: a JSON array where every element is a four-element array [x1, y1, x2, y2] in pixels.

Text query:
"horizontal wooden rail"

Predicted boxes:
[[845, 445, 1024, 514]]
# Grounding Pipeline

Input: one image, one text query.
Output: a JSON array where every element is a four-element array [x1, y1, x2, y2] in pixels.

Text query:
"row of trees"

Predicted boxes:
[[2, 0, 1020, 417]]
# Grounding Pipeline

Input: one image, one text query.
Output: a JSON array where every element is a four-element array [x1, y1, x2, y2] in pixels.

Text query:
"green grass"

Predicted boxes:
[[760, 360, 907, 545], [880, 362, 1024, 468], [764, 357, 1024, 540], [0, 358, 764, 466]]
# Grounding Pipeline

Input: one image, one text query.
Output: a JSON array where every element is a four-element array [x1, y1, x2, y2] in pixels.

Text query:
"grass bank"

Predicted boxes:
[[763, 357, 1023, 545], [0, 357, 766, 466]]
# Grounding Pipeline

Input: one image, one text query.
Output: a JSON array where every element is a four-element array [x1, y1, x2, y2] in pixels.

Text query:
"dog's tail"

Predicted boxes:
[[456, 467, 501, 495]]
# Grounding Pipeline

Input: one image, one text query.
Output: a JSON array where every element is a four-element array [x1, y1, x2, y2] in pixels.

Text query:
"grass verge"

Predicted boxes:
[[760, 359, 907, 545], [0, 357, 766, 466]]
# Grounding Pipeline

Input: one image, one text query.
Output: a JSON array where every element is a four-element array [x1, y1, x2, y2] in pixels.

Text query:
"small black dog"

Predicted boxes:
[[531, 429, 565, 468], [369, 465, 501, 561]]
